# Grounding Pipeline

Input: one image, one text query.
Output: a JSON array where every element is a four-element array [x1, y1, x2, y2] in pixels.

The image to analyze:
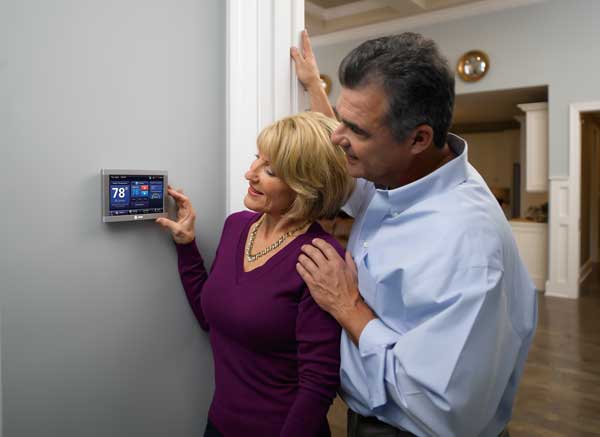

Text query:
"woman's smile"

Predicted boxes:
[[248, 185, 263, 196]]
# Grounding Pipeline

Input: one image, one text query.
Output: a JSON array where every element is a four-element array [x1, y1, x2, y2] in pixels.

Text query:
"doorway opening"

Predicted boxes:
[[579, 111, 600, 295]]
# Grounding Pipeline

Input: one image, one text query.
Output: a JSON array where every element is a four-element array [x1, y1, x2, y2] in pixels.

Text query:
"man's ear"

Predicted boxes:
[[409, 125, 434, 154]]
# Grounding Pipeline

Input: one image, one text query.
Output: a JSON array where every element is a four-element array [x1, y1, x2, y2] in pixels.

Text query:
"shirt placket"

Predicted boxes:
[[356, 191, 390, 263]]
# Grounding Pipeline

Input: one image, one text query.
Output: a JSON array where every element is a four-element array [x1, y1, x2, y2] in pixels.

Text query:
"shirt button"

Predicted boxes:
[[363, 241, 369, 248]]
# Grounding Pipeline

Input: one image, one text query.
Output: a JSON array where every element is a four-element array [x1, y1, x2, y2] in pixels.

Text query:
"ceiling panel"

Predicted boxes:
[[306, 0, 487, 36]]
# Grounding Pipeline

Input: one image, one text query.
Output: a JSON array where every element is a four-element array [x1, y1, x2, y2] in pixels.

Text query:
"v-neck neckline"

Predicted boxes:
[[235, 213, 320, 284]]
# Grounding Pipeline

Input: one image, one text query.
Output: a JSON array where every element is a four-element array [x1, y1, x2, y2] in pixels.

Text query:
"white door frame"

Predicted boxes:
[[226, 0, 306, 215], [547, 101, 600, 299]]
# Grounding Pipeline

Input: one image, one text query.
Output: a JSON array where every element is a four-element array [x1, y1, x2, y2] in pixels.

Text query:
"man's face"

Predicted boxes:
[[331, 84, 414, 187]]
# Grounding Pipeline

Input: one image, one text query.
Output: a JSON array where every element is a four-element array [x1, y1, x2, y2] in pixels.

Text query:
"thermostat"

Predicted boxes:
[[101, 169, 168, 223]]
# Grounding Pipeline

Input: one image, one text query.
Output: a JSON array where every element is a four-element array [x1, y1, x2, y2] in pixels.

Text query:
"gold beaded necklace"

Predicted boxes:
[[246, 215, 308, 263]]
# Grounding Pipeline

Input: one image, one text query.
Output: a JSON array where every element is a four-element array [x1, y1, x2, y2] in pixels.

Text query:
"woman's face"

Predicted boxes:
[[244, 152, 296, 217]]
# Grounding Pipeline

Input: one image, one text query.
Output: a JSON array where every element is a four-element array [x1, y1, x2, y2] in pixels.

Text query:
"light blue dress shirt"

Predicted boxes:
[[340, 134, 537, 437]]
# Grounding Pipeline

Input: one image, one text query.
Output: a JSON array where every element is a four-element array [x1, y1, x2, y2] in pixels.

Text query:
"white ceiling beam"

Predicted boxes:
[[305, 1, 328, 20], [306, 0, 388, 21]]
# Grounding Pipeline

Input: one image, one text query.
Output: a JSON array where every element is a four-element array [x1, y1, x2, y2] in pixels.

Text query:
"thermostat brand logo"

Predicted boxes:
[[134, 215, 144, 220]]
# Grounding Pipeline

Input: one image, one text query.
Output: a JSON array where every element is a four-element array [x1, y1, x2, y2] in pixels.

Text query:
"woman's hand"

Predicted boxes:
[[156, 185, 197, 245], [290, 30, 322, 92]]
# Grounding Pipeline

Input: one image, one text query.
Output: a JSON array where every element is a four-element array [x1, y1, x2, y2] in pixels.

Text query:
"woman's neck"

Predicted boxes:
[[260, 213, 307, 240]]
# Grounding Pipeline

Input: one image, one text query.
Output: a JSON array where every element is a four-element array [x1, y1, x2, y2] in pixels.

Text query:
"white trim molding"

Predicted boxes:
[[311, 0, 548, 47], [226, 0, 306, 214]]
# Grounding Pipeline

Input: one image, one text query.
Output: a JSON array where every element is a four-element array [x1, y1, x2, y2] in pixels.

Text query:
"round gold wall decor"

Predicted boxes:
[[456, 50, 490, 82], [319, 74, 332, 96]]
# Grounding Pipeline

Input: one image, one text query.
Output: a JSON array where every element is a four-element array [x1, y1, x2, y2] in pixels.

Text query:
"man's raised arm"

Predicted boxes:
[[291, 30, 336, 119]]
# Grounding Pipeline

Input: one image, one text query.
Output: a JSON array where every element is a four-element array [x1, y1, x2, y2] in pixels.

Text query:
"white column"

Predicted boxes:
[[545, 177, 578, 298], [226, 0, 306, 214], [516, 102, 549, 192]]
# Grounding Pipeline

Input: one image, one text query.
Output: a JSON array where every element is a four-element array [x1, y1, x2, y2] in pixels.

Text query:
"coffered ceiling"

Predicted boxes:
[[306, 0, 492, 36]]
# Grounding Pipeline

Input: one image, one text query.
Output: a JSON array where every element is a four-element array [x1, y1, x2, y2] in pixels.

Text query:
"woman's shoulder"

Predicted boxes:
[[304, 222, 345, 257], [224, 210, 260, 229]]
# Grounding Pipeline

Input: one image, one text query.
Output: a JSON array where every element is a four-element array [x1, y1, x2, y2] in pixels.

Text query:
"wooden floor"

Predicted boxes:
[[327, 266, 600, 437], [510, 267, 600, 436]]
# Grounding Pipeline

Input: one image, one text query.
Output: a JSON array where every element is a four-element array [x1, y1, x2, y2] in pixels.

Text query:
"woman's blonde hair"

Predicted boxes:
[[257, 111, 353, 222]]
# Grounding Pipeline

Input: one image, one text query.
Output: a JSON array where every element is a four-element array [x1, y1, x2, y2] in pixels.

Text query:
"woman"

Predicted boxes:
[[157, 112, 353, 436]]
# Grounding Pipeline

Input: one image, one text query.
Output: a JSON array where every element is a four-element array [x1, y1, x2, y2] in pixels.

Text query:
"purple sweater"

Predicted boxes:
[[176, 211, 342, 436]]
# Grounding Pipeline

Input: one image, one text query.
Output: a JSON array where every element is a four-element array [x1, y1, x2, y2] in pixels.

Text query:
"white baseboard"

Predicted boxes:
[[544, 279, 577, 299]]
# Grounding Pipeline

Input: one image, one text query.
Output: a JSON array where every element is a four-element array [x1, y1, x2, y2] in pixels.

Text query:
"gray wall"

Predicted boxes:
[[0, 1, 225, 436], [314, 0, 600, 178]]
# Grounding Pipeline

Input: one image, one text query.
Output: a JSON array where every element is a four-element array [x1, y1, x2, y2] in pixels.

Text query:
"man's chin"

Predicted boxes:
[[346, 162, 363, 179]]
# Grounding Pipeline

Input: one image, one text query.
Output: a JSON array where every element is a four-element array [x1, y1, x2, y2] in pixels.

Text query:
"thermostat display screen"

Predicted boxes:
[[101, 169, 167, 223], [108, 175, 164, 216]]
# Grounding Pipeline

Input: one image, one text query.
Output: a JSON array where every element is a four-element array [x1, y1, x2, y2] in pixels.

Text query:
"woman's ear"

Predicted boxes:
[[409, 125, 434, 154]]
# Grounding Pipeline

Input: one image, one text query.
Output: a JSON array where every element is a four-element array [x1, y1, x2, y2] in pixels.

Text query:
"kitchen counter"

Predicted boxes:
[[509, 220, 548, 291]]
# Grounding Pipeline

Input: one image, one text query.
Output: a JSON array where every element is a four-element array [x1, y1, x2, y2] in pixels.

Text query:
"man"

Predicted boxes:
[[291, 31, 537, 437]]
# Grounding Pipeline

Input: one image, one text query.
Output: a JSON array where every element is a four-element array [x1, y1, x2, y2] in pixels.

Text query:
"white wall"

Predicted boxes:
[[313, 0, 600, 178], [0, 1, 224, 436]]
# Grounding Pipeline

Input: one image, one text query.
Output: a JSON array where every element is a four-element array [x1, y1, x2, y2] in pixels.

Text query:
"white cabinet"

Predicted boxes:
[[510, 220, 548, 291], [517, 102, 548, 192]]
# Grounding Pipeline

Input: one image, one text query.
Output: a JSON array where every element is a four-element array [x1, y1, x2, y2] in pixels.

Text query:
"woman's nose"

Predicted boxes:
[[245, 164, 258, 181]]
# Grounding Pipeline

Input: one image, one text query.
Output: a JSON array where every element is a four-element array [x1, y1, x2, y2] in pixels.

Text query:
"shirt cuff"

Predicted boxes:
[[356, 319, 402, 409], [358, 318, 399, 355]]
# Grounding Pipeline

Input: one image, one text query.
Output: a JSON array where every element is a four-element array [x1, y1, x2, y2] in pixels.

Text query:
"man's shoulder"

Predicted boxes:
[[399, 183, 511, 268]]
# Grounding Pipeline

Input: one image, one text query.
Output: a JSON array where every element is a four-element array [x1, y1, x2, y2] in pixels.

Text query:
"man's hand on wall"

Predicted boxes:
[[291, 30, 322, 92]]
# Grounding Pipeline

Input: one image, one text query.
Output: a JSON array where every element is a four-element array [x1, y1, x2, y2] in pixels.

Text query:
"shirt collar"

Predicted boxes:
[[375, 133, 469, 214]]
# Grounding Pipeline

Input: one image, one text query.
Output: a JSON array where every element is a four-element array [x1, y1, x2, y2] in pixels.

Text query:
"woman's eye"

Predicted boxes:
[[265, 167, 275, 176]]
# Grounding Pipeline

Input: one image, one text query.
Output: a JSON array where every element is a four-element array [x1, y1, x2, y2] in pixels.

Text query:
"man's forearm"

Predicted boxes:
[[335, 298, 377, 346], [307, 84, 336, 119]]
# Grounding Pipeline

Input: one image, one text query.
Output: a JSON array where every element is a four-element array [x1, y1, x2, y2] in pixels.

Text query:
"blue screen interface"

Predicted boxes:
[[108, 175, 164, 216]]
